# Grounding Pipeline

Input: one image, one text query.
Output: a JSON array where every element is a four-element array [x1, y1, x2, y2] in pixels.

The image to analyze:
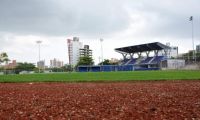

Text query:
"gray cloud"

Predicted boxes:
[[0, 0, 200, 64], [0, 0, 199, 40], [0, 0, 131, 37], [134, 0, 200, 39]]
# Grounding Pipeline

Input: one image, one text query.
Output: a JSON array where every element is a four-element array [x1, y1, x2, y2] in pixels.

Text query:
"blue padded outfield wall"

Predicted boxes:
[[78, 65, 135, 72], [77, 65, 160, 72]]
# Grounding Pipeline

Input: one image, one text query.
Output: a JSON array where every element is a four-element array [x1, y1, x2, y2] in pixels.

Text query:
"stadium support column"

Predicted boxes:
[[137, 52, 142, 58], [129, 53, 134, 60], [145, 51, 150, 57], [163, 49, 168, 58], [121, 53, 127, 60], [154, 50, 158, 56]]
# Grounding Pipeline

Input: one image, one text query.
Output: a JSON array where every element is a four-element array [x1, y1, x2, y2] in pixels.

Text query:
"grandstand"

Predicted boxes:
[[115, 42, 170, 70], [78, 42, 171, 72]]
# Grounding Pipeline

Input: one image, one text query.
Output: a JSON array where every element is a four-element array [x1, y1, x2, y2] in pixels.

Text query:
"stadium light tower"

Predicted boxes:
[[36, 40, 42, 73], [100, 38, 104, 66], [189, 16, 195, 62]]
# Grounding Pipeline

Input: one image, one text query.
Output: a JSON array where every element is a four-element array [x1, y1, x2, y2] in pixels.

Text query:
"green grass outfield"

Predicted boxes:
[[0, 70, 200, 83]]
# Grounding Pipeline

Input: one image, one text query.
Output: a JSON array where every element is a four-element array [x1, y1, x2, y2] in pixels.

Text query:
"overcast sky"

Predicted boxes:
[[0, 0, 200, 65]]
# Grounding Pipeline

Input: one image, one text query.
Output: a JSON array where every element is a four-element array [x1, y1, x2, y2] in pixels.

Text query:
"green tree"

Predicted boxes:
[[50, 67, 63, 72], [0, 66, 3, 72], [98, 59, 110, 65], [15, 62, 36, 74], [196, 52, 200, 62], [77, 56, 94, 66], [62, 64, 73, 72], [0, 52, 10, 74], [0, 52, 9, 65], [98, 59, 118, 65]]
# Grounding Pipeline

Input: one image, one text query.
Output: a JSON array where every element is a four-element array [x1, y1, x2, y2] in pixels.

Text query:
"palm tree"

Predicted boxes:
[[0, 52, 10, 74], [0, 52, 9, 65]]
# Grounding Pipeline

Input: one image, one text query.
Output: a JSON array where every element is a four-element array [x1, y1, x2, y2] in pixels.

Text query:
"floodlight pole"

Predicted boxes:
[[98, 56, 101, 65], [100, 38, 104, 71], [190, 16, 195, 62], [192, 18, 195, 62], [36, 40, 42, 73], [100, 38, 103, 65]]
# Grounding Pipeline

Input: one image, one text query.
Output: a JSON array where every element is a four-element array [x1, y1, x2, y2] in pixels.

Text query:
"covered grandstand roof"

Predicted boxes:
[[115, 42, 170, 53]]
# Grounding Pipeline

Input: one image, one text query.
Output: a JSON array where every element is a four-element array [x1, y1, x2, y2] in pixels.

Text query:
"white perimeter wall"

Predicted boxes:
[[166, 59, 185, 69]]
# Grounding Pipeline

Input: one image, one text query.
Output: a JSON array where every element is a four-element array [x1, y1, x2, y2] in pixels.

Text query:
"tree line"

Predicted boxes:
[[1, 53, 119, 74]]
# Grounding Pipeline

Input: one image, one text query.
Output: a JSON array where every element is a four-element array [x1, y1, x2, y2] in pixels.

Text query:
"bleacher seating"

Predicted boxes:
[[140, 57, 153, 64], [121, 59, 130, 65], [119, 55, 166, 69], [135, 57, 143, 64], [121, 56, 165, 65], [150, 56, 165, 64], [127, 59, 136, 65]]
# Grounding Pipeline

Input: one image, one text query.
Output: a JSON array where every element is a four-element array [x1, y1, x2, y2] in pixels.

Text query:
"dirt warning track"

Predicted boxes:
[[0, 81, 200, 119]]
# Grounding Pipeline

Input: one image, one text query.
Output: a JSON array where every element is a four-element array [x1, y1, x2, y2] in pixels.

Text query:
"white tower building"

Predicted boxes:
[[67, 37, 83, 66]]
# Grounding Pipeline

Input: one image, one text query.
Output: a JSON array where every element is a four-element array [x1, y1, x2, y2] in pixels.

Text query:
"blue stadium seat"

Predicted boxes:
[[121, 59, 130, 65], [128, 59, 137, 65], [140, 57, 153, 64], [150, 56, 165, 64]]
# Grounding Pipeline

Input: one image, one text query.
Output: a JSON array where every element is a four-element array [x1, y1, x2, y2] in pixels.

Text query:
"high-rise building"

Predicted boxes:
[[79, 45, 92, 57], [50, 58, 64, 68], [37, 60, 45, 69], [4, 60, 17, 69], [196, 44, 200, 53], [67, 37, 83, 65]]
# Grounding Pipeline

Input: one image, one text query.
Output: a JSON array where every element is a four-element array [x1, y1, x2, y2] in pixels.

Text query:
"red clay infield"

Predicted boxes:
[[0, 81, 200, 119]]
